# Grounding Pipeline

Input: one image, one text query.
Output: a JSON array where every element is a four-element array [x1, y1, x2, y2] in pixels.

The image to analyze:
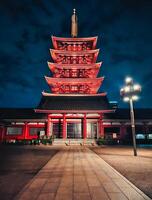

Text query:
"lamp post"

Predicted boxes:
[[120, 77, 141, 156]]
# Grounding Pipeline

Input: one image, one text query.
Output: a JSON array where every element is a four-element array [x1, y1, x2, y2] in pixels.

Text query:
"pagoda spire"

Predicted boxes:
[[71, 8, 78, 37]]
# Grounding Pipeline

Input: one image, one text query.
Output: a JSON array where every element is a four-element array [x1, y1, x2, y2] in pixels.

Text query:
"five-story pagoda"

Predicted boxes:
[[35, 9, 114, 142]]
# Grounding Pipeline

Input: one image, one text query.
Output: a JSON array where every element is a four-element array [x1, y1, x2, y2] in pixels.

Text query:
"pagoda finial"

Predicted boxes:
[[71, 8, 78, 37]]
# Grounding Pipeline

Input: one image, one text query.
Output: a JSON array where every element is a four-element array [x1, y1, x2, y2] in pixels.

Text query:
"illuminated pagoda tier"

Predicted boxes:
[[35, 9, 115, 141], [47, 62, 102, 78], [45, 77, 104, 94]]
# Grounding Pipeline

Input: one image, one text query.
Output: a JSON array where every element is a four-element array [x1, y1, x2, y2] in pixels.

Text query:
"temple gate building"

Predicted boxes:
[[0, 10, 152, 144]]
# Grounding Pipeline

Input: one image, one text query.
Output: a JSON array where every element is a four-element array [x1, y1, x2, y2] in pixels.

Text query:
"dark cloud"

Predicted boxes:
[[111, 53, 144, 64], [0, 51, 22, 71], [0, 0, 152, 107]]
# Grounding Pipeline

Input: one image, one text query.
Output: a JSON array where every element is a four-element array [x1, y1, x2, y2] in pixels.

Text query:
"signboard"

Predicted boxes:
[[40, 131, 45, 137], [112, 133, 117, 139]]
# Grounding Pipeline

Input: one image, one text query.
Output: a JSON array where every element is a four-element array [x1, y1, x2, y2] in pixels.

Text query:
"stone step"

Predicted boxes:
[[52, 139, 97, 146]]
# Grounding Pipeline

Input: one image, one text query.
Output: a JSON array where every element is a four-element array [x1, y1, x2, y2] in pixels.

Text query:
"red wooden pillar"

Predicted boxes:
[[0, 127, 5, 142], [83, 114, 87, 139], [24, 122, 28, 139], [47, 114, 51, 137], [62, 113, 66, 139], [99, 114, 104, 138]]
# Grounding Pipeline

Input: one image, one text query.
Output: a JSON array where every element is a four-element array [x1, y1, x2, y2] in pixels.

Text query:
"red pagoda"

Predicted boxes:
[[35, 9, 114, 141], [1, 9, 152, 145]]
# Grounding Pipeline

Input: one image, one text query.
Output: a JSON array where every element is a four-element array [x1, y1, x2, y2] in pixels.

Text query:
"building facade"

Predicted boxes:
[[0, 108, 152, 144]]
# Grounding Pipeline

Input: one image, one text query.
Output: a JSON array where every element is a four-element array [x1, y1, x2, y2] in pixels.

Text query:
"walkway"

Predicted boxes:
[[15, 146, 151, 200]]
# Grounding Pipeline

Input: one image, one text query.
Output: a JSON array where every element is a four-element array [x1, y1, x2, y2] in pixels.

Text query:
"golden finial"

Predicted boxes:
[[71, 8, 78, 37]]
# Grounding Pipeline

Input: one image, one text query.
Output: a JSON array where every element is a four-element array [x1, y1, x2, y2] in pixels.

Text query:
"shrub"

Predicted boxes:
[[97, 137, 105, 145]]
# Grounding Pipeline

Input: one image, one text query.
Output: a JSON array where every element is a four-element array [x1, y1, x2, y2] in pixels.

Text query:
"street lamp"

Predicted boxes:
[[120, 77, 141, 156]]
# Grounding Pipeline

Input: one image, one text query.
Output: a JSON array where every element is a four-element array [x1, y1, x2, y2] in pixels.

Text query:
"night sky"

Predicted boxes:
[[0, 0, 152, 108]]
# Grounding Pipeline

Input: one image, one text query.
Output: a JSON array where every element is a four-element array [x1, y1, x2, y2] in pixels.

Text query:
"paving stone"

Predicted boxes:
[[60, 178, 73, 187], [96, 173, 112, 183], [16, 191, 38, 200], [55, 193, 72, 200], [27, 178, 46, 190], [37, 193, 55, 200], [57, 186, 73, 194], [37, 172, 51, 178], [86, 176, 101, 187], [112, 178, 132, 189], [47, 177, 61, 183], [122, 187, 147, 200], [103, 182, 122, 193], [89, 186, 110, 200], [106, 171, 119, 179], [50, 173, 63, 178], [74, 170, 84, 175], [74, 181, 89, 193], [74, 175, 86, 182], [73, 192, 91, 200], [108, 192, 128, 200], [63, 170, 73, 175], [41, 181, 59, 193]]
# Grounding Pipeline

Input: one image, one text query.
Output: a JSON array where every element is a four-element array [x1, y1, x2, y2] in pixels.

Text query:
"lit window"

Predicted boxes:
[[136, 134, 145, 139], [147, 134, 152, 139], [29, 127, 45, 136], [6, 127, 22, 135]]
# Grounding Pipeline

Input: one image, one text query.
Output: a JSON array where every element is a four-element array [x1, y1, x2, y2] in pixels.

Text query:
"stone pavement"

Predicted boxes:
[[15, 146, 151, 200]]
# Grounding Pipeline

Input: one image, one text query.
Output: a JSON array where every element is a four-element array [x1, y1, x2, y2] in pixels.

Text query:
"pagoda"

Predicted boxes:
[[35, 9, 114, 141], [1, 10, 151, 146]]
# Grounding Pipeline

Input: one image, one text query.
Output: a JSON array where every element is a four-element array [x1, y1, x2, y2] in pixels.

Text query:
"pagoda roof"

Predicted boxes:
[[42, 91, 107, 97], [47, 62, 102, 71], [104, 108, 152, 120], [0, 108, 46, 122], [50, 49, 99, 64], [52, 36, 98, 49], [45, 76, 104, 85], [36, 95, 114, 113], [50, 49, 99, 56], [1, 108, 152, 121]]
